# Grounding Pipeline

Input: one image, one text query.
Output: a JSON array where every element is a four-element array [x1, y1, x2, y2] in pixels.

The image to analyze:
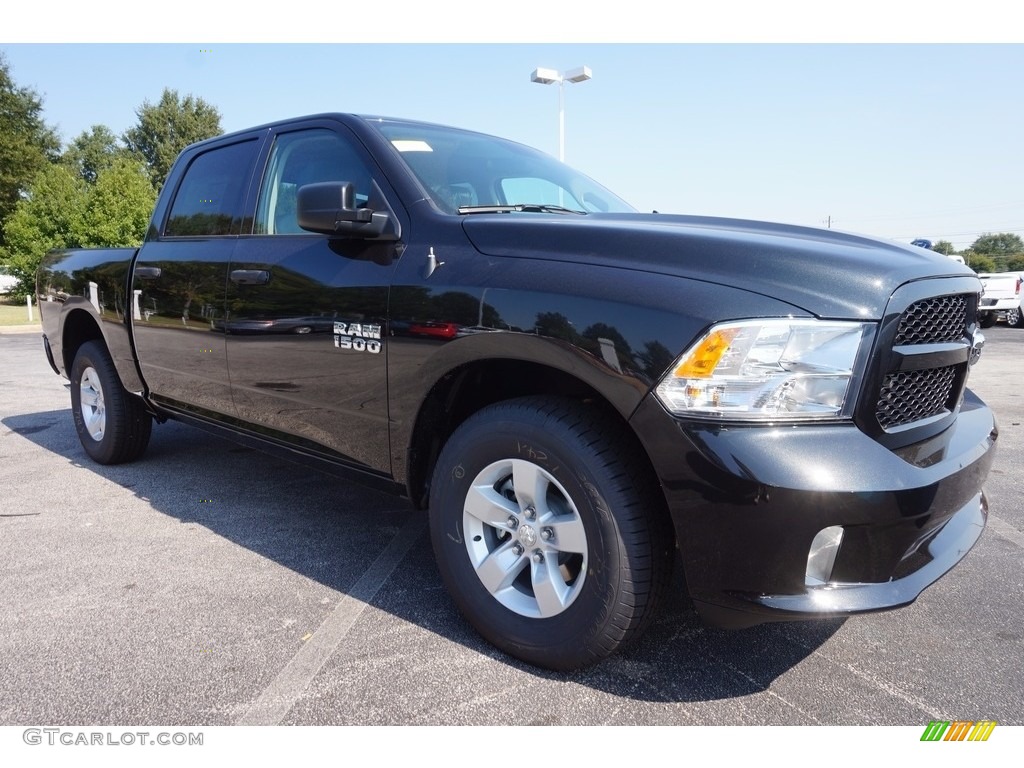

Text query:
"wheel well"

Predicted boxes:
[[407, 359, 652, 510], [61, 309, 104, 373]]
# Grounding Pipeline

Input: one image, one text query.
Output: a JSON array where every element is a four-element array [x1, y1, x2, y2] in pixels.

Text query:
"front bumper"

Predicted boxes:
[[629, 388, 997, 629]]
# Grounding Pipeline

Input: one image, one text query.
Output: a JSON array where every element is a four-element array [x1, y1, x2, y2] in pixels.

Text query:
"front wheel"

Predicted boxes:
[[428, 397, 672, 671], [70, 340, 152, 464], [1007, 306, 1024, 329]]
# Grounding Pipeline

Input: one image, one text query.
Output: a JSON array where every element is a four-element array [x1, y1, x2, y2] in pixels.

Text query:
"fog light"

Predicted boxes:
[[806, 526, 844, 586]]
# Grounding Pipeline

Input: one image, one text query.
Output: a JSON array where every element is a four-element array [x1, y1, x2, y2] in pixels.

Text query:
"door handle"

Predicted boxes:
[[230, 269, 270, 285], [135, 266, 162, 280]]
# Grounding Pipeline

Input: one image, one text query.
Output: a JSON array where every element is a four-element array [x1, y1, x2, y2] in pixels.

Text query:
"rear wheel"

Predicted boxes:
[[428, 397, 672, 671], [1008, 306, 1024, 328], [70, 340, 152, 464]]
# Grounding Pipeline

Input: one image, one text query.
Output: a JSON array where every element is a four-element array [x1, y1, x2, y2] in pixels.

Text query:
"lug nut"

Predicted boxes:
[[541, 527, 553, 541], [512, 544, 524, 556], [532, 550, 544, 564], [524, 506, 536, 520], [507, 516, 518, 529]]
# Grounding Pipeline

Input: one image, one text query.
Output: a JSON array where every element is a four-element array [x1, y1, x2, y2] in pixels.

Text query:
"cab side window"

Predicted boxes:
[[255, 129, 375, 235], [164, 139, 258, 237]]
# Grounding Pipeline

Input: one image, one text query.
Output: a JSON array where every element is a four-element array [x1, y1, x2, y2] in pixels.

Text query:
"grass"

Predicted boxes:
[[0, 297, 41, 326]]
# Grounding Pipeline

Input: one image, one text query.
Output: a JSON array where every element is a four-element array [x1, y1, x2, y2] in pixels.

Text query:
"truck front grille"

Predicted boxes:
[[894, 295, 968, 345], [866, 288, 976, 442], [876, 367, 957, 429]]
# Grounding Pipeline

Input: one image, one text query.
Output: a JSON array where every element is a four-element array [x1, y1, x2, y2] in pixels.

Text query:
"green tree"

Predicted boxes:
[[969, 232, 1024, 271], [123, 88, 222, 189], [1, 158, 156, 297], [966, 253, 996, 274], [1007, 256, 1024, 272], [80, 158, 156, 247], [1, 164, 87, 295], [0, 52, 61, 248], [62, 125, 124, 184], [932, 240, 956, 256]]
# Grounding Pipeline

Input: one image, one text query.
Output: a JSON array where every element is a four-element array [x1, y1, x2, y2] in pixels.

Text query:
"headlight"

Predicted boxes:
[[655, 319, 873, 421]]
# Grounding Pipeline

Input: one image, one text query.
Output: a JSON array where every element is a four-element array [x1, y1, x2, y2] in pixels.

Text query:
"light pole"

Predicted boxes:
[[530, 66, 592, 162]]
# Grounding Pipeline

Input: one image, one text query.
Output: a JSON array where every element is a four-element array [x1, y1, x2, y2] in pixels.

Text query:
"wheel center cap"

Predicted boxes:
[[518, 525, 537, 548]]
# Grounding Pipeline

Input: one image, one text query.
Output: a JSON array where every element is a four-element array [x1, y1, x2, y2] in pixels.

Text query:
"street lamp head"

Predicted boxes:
[[564, 66, 592, 84], [530, 67, 561, 85]]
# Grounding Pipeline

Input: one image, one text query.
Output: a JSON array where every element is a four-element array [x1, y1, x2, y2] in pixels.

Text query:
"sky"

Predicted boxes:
[[4, 9, 1024, 252]]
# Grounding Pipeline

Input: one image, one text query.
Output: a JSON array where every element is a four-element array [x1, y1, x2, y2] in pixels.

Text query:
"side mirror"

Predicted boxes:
[[296, 181, 396, 239]]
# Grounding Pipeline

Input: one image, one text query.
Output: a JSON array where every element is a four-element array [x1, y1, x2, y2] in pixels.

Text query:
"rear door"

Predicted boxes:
[[132, 136, 261, 417], [224, 119, 402, 473]]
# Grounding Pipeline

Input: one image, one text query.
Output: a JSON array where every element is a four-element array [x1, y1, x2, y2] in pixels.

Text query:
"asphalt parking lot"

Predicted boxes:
[[1, 325, 1021, 727]]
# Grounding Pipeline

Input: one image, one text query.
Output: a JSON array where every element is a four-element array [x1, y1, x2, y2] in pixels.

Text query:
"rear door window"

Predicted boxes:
[[164, 139, 258, 237]]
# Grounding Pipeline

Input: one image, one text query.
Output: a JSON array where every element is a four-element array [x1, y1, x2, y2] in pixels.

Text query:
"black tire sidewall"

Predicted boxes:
[[429, 402, 637, 669], [69, 340, 149, 465], [70, 342, 115, 464]]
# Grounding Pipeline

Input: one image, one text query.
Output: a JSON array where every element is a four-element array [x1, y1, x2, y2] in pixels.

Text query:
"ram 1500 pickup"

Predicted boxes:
[[36, 113, 997, 670]]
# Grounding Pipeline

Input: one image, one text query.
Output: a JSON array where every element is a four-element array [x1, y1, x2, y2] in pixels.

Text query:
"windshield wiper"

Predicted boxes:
[[457, 204, 586, 215]]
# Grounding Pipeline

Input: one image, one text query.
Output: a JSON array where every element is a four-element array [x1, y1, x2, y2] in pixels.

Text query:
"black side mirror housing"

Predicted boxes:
[[296, 181, 397, 239]]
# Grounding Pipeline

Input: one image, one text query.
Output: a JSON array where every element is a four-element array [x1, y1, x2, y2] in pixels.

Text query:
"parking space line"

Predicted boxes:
[[987, 514, 1024, 550], [235, 514, 426, 726]]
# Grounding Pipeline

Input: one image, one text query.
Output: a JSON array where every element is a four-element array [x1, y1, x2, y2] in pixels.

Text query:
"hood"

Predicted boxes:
[[462, 213, 977, 319]]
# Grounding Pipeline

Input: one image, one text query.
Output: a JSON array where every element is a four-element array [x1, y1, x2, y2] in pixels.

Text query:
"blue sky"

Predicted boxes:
[[3, 35, 1024, 251]]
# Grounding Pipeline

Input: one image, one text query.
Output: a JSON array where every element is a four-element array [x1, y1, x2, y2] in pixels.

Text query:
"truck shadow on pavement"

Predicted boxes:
[[5, 408, 843, 707]]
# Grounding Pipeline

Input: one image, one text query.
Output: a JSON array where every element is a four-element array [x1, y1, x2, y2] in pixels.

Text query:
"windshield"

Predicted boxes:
[[368, 120, 636, 215]]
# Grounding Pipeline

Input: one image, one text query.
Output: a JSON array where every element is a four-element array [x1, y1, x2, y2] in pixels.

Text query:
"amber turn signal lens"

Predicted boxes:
[[673, 328, 739, 379]]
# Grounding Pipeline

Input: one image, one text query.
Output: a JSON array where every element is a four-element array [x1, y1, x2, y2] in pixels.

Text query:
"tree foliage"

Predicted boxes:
[[932, 240, 956, 256], [80, 158, 157, 246], [123, 88, 222, 189], [62, 125, 124, 184], [1, 164, 87, 294], [970, 232, 1024, 257], [1, 159, 155, 296], [965, 253, 996, 274], [0, 52, 61, 248]]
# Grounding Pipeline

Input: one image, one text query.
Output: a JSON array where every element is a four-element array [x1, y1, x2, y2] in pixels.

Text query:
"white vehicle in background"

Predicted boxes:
[[0, 269, 19, 294], [977, 272, 1024, 328]]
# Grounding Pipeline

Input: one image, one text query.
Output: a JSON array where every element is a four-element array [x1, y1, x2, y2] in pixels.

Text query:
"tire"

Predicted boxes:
[[70, 340, 152, 465], [428, 397, 673, 671], [1008, 306, 1024, 329], [979, 312, 996, 328]]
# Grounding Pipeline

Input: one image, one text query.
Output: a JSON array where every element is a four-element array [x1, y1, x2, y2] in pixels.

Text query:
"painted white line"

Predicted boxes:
[[987, 514, 1024, 550], [235, 515, 426, 726]]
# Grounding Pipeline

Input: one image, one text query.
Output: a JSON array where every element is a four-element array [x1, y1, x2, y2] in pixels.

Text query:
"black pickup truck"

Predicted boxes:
[[36, 113, 997, 671]]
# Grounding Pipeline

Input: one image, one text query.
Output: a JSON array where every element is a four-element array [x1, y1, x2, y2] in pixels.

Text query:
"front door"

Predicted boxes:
[[225, 122, 400, 474]]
